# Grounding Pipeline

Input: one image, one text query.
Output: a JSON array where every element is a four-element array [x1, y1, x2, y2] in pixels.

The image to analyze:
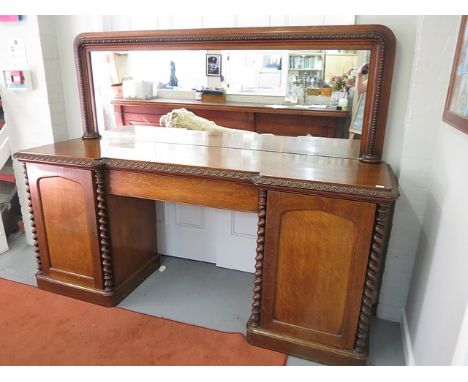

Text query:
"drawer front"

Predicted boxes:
[[261, 191, 375, 349], [191, 109, 254, 131]]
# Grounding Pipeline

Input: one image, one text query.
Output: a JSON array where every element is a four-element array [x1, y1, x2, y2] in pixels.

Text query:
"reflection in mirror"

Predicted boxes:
[[91, 49, 370, 146]]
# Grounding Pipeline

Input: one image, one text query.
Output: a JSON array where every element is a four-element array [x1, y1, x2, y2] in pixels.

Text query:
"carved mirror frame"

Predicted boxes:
[[74, 25, 395, 162]]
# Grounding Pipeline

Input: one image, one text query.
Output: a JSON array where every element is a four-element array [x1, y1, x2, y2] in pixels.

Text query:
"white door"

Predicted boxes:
[[156, 202, 257, 273]]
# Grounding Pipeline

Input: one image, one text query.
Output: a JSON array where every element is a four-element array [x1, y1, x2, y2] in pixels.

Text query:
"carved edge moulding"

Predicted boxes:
[[93, 163, 115, 293], [74, 25, 396, 162], [354, 202, 394, 353], [22, 163, 42, 273], [249, 189, 267, 328], [14, 153, 400, 201]]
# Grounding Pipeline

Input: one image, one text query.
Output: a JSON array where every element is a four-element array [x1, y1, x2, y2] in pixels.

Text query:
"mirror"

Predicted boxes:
[[76, 26, 395, 162], [91, 48, 371, 144]]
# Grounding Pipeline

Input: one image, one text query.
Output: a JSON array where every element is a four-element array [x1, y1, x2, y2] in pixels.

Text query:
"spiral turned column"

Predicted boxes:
[[22, 163, 42, 273], [94, 164, 114, 292], [249, 189, 267, 328], [355, 203, 391, 353]]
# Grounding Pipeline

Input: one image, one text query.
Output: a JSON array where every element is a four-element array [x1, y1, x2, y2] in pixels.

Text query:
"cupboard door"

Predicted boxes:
[[261, 191, 375, 349], [27, 164, 102, 289]]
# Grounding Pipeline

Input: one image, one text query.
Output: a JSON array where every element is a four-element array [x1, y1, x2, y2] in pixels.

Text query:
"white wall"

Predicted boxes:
[[37, 16, 69, 142], [361, 15, 468, 366], [54, 16, 101, 140], [355, 17, 464, 326], [404, 122, 468, 365], [355, 15, 421, 321], [399, 16, 467, 365], [0, 16, 62, 245]]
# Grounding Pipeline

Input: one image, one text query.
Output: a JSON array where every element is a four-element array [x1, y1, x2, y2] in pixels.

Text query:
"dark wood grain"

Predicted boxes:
[[107, 194, 159, 288], [107, 169, 258, 212], [254, 113, 347, 138]]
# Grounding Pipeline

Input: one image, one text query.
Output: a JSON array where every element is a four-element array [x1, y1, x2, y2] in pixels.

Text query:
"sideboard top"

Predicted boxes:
[[15, 126, 399, 201]]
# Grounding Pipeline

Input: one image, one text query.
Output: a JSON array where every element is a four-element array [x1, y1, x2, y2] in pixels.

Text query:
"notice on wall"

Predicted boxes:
[[8, 38, 27, 68]]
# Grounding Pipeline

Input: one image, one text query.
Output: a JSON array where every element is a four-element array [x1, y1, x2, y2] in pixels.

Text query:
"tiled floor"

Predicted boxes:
[[0, 233, 405, 366]]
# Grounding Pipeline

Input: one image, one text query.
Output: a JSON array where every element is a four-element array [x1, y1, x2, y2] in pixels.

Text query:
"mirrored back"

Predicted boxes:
[[75, 25, 395, 162]]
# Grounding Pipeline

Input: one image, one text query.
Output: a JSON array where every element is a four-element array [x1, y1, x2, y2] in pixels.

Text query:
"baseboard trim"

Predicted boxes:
[[401, 308, 415, 366]]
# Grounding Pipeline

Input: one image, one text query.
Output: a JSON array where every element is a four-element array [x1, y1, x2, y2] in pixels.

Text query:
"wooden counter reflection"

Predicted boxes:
[[112, 98, 351, 138]]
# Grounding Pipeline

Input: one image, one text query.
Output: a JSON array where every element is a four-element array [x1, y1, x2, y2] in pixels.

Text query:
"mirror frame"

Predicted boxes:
[[74, 25, 395, 162]]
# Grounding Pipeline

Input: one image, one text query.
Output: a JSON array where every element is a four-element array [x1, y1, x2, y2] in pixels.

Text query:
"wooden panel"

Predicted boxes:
[[27, 164, 101, 288], [107, 194, 158, 285], [121, 104, 171, 115], [255, 114, 340, 137], [107, 169, 258, 212], [122, 112, 163, 127], [40, 177, 94, 276], [112, 98, 350, 118], [274, 210, 355, 333], [114, 100, 348, 138], [190, 109, 254, 131], [114, 99, 345, 135], [117, 102, 255, 131], [261, 191, 376, 349]]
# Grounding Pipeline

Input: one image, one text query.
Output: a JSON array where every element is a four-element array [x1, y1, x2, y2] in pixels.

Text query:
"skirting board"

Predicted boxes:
[[401, 308, 415, 366]]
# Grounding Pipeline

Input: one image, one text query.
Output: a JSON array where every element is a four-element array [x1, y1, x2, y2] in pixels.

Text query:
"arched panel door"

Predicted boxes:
[[27, 164, 102, 289], [261, 191, 376, 349]]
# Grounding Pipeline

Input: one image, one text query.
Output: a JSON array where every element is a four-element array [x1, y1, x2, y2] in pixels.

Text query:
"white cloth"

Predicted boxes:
[[159, 108, 233, 133]]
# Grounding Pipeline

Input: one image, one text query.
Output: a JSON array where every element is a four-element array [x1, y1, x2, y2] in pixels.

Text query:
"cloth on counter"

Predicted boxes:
[[159, 108, 236, 133]]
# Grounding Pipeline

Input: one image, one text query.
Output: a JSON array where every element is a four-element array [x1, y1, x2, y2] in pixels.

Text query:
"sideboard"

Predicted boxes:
[[14, 126, 398, 365]]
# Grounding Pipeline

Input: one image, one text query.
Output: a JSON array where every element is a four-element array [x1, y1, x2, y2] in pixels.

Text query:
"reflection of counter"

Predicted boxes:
[[111, 98, 351, 138]]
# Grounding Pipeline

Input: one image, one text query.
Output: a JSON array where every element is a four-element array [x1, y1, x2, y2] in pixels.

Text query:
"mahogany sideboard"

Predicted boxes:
[[112, 98, 351, 138], [14, 126, 398, 365]]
